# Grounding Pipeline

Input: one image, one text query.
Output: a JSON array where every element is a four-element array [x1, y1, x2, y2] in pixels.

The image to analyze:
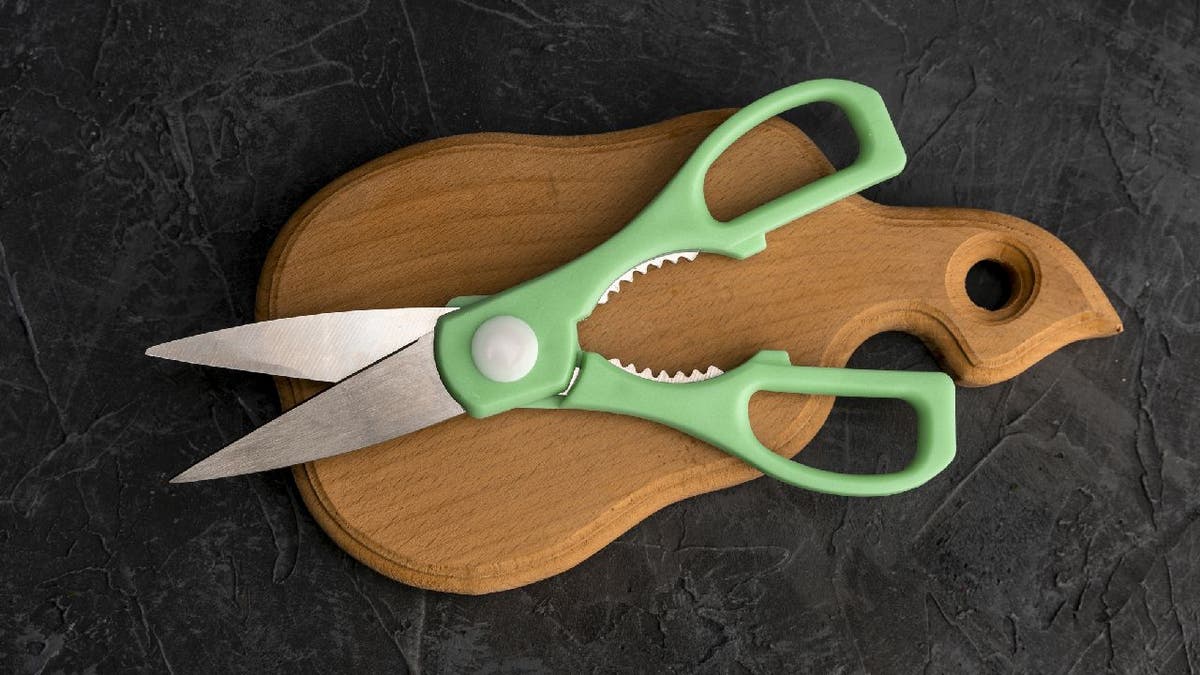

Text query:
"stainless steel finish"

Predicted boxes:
[[146, 307, 457, 382], [170, 332, 463, 482]]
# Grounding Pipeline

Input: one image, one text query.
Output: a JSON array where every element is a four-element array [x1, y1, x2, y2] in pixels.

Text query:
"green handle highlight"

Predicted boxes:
[[555, 352, 956, 497], [437, 79, 907, 418]]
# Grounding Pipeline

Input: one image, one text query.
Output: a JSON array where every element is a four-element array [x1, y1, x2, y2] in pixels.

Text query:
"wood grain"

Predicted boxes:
[[256, 110, 1121, 594]]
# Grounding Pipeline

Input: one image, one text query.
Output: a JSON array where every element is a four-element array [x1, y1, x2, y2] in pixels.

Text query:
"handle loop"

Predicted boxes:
[[558, 351, 956, 497], [632, 78, 906, 259]]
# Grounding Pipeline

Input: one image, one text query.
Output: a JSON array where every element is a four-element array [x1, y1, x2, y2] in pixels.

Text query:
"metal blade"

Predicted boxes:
[[170, 332, 463, 482], [146, 308, 457, 382]]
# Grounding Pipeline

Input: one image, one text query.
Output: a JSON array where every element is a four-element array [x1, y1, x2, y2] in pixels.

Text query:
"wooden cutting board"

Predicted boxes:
[[257, 110, 1121, 594]]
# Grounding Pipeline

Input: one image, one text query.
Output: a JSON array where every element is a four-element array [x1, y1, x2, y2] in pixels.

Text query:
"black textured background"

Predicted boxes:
[[2, 1, 1197, 672]]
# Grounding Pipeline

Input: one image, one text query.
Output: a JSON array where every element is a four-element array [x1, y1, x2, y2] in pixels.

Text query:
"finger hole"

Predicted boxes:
[[702, 103, 859, 223], [748, 389, 917, 475]]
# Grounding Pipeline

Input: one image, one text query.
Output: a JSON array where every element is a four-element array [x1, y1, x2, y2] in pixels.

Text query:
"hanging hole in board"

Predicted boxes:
[[965, 259, 1015, 311], [945, 235, 1038, 323]]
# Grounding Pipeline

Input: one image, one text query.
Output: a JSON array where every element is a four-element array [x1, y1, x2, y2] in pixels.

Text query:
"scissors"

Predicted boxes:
[[148, 79, 957, 497]]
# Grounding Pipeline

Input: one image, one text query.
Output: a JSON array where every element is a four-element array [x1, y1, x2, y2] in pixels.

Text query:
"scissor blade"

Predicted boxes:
[[146, 308, 457, 382], [170, 332, 463, 482]]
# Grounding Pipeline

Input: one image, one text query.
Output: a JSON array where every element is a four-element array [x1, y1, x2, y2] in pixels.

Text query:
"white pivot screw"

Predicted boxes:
[[470, 315, 538, 383]]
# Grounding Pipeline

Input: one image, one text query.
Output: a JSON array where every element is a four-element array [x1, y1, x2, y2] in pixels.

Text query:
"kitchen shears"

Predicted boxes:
[[148, 79, 957, 497]]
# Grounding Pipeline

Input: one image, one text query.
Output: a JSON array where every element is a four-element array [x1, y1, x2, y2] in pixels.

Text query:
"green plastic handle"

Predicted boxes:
[[632, 77, 907, 260], [436, 79, 907, 418], [552, 351, 956, 497]]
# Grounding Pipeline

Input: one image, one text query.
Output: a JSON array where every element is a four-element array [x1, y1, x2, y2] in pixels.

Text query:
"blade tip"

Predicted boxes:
[[145, 343, 174, 359], [169, 465, 209, 483]]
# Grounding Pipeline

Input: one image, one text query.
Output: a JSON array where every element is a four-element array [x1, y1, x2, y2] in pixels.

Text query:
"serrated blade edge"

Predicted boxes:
[[607, 357, 724, 384], [595, 251, 698, 306]]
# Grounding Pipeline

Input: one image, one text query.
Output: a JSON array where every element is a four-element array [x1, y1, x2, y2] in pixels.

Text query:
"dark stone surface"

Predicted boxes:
[[1, 0, 1197, 672]]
